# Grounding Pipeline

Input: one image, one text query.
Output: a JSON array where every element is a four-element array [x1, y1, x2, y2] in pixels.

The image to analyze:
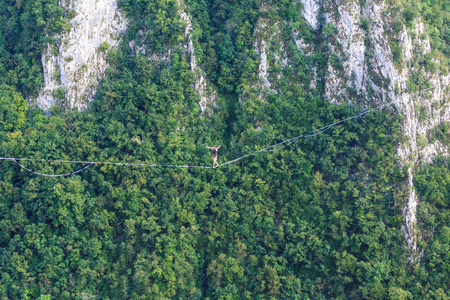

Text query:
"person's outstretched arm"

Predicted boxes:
[[204, 145, 212, 149], [217, 144, 222, 149]]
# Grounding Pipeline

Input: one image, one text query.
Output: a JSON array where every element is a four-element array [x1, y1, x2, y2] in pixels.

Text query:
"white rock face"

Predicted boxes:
[[395, 23, 450, 262], [323, 0, 397, 104], [253, 19, 275, 91], [251, 19, 277, 98], [300, 0, 321, 30], [258, 40, 271, 88], [178, 3, 217, 114], [337, 3, 366, 92], [36, 0, 127, 111], [398, 72, 450, 262]]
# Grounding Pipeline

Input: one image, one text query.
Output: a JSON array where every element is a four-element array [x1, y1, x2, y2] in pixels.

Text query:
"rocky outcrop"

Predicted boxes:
[[38, 0, 216, 114], [253, 18, 280, 94], [258, 39, 271, 89], [178, 2, 217, 115], [252, 14, 316, 99], [300, 0, 450, 263], [300, 0, 322, 30], [323, 0, 396, 105], [36, 0, 127, 111]]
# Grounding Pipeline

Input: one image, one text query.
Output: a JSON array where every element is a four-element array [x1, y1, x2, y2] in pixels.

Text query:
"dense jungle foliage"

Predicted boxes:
[[1, 0, 450, 298]]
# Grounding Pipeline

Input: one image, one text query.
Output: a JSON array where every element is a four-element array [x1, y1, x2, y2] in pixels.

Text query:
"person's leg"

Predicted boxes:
[[213, 157, 217, 168]]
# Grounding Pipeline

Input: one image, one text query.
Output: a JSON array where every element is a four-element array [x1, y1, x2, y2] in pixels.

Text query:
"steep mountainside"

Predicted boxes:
[[1, 0, 450, 298], [316, 0, 450, 263]]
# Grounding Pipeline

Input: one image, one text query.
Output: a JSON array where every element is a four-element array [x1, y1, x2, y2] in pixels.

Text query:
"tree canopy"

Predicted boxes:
[[0, 0, 449, 298]]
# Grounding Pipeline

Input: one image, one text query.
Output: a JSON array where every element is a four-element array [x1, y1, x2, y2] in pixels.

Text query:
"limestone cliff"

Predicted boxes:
[[36, 0, 127, 111], [36, 0, 216, 115], [178, 1, 217, 115], [250, 5, 316, 102], [248, 0, 450, 263], [297, 0, 450, 263]]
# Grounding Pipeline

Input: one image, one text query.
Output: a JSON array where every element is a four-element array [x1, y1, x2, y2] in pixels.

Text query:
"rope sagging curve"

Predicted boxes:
[[12, 159, 95, 177], [1, 158, 214, 177]]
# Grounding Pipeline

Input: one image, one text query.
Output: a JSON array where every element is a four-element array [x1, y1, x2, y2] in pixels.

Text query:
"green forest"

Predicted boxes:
[[1, 0, 450, 298]]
